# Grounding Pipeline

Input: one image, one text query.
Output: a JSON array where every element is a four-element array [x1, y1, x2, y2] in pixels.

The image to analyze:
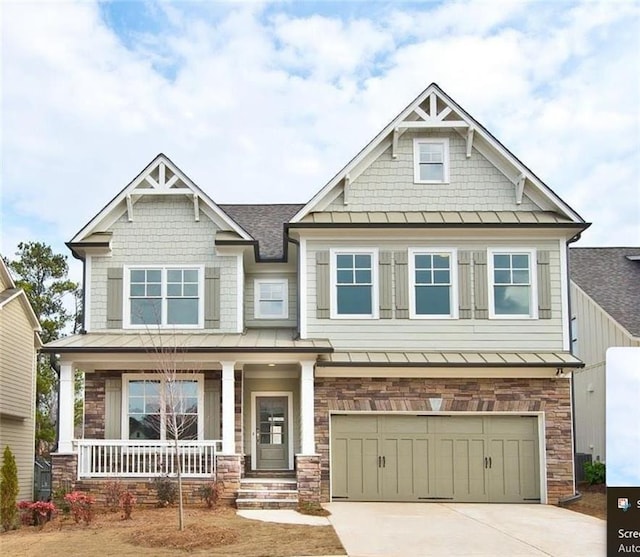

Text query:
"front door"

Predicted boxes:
[[256, 396, 289, 469]]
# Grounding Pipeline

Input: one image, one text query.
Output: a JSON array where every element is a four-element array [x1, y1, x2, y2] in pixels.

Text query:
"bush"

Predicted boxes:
[[64, 491, 95, 525], [105, 480, 123, 512], [52, 481, 72, 515], [198, 482, 222, 509], [119, 490, 136, 520], [17, 501, 57, 527], [153, 476, 177, 507], [584, 460, 606, 485], [1, 446, 19, 531]]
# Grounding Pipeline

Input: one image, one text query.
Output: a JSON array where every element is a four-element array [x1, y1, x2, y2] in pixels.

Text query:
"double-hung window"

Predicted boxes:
[[331, 249, 378, 318], [127, 266, 202, 327], [124, 375, 202, 440], [409, 249, 457, 318], [489, 250, 537, 318], [414, 138, 449, 183], [254, 279, 288, 319]]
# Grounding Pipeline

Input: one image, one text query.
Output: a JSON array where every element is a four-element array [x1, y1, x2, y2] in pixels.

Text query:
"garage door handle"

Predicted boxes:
[[382, 456, 386, 468], [378, 456, 382, 468], [484, 457, 488, 469], [489, 457, 492, 469]]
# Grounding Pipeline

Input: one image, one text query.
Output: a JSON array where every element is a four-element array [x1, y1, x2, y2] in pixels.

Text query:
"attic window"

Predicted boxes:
[[414, 138, 449, 183]]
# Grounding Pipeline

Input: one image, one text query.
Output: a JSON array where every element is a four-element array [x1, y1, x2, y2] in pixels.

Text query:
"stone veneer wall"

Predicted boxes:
[[314, 376, 573, 504], [296, 455, 321, 505], [51, 453, 78, 493], [216, 455, 242, 504]]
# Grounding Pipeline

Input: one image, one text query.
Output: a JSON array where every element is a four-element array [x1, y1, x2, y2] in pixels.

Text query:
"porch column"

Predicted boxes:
[[221, 360, 236, 455], [58, 361, 75, 453], [300, 360, 316, 454]]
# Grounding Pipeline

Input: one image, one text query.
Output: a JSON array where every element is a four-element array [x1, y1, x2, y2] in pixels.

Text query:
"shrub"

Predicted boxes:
[[119, 490, 136, 520], [52, 481, 72, 515], [1, 446, 19, 531], [17, 501, 57, 527], [105, 480, 123, 512], [198, 482, 222, 509], [584, 460, 606, 485], [153, 476, 177, 507], [64, 491, 95, 525]]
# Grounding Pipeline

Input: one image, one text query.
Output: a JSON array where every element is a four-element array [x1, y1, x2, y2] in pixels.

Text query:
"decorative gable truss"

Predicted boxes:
[[293, 84, 585, 222]]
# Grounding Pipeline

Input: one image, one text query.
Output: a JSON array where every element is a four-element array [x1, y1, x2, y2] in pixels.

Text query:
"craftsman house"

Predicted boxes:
[[43, 83, 588, 508]]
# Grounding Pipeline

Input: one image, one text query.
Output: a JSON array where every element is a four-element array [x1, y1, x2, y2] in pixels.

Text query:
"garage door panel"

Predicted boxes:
[[333, 415, 379, 434], [433, 416, 484, 434], [520, 440, 540, 500], [382, 415, 429, 434]]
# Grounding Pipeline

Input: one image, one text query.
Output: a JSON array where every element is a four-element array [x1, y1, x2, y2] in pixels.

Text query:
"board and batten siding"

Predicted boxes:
[[305, 239, 564, 351], [325, 130, 541, 213], [244, 273, 297, 328], [571, 282, 640, 462], [90, 196, 238, 332], [0, 297, 37, 501]]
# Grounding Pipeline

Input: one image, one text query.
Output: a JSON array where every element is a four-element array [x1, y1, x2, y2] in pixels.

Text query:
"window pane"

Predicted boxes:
[[354, 254, 371, 268], [130, 284, 145, 297], [494, 270, 511, 284], [172, 416, 198, 440], [420, 163, 444, 181], [336, 254, 352, 269], [167, 298, 198, 324], [129, 381, 144, 396], [128, 414, 160, 440], [167, 283, 182, 296], [415, 254, 431, 268], [415, 270, 432, 284], [167, 269, 182, 282], [128, 398, 144, 413], [337, 270, 353, 284], [131, 298, 161, 324], [354, 270, 371, 284], [494, 285, 530, 315], [147, 284, 161, 297], [512, 270, 529, 284], [184, 284, 198, 297], [337, 285, 372, 315], [494, 255, 510, 268], [512, 255, 529, 269], [433, 270, 450, 284], [260, 300, 284, 316], [416, 285, 451, 315], [419, 143, 443, 162], [131, 270, 146, 283], [147, 270, 161, 282], [183, 270, 198, 283], [433, 255, 449, 269], [145, 381, 161, 396]]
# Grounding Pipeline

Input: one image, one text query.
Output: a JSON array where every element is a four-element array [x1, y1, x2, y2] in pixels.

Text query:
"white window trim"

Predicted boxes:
[[254, 278, 289, 319], [413, 138, 450, 184], [487, 248, 538, 319], [123, 264, 205, 329], [121, 373, 205, 441], [330, 248, 379, 319], [408, 248, 459, 319]]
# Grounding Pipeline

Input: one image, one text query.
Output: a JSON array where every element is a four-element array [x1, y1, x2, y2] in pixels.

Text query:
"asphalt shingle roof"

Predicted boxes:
[[570, 247, 640, 337], [219, 204, 304, 260]]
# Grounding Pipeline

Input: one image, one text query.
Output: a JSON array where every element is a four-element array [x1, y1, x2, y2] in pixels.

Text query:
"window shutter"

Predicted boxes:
[[394, 251, 409, 319], [458, 251, 472, 319], [105, 378, 122, 439], [473, 251, 488, 319], [204, 379, 221, 440], [379, 251, 393, 319], [537, 250, 552, 319], [106, 268, 123, 328], [205, 267, 221, 328], [316, 251, 330, 319]]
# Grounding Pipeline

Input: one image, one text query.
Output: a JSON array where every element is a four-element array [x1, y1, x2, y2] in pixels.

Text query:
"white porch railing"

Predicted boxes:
[[77, 440, 222, 479]]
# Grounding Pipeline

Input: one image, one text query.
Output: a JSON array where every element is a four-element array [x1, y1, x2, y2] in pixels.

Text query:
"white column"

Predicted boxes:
[[58, 362, 75, 453], [300, 360, 316, 455], [221, 361, 236, 454]]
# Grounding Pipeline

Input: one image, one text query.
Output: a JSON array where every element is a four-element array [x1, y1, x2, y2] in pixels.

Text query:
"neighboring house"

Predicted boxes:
[[0, 257, 41, 501], [570, 247, 640, 464], [42, 83, 588, 508]]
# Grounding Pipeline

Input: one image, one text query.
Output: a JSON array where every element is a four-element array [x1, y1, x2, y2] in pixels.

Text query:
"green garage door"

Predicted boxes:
[[331, 414, 540, 503]]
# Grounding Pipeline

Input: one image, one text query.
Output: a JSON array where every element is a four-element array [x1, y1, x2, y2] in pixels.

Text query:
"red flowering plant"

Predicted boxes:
[[119, 490, 136, 520], [17, 500, 57, 527], [64, 491, 95, 525]]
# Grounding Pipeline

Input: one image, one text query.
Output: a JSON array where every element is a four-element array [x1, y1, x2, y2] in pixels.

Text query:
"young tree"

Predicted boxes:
[[4, 242, 79, 453], [0, 446, 19, 531]]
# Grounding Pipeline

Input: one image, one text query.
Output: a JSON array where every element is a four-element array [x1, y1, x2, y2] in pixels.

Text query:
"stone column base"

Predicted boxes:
[[51, 453, 78, 496], [216, 454, 242, 506], [296, 454, 321, 505]]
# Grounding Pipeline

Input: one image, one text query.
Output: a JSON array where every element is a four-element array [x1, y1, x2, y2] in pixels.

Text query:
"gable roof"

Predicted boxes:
[[291, 83, 587, 226], [0, 258, 42, 335], [570, 247, 640, 337], [219, 204, 304, 260], [69, 154, 252, 248]]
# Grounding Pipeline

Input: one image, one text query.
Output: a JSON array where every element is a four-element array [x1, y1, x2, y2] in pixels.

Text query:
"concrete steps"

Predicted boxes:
[[236, 477, 298, 510]]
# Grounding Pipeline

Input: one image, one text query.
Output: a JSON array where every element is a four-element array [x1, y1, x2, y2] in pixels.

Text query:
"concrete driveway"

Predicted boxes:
[[325, 502, 605, 557]]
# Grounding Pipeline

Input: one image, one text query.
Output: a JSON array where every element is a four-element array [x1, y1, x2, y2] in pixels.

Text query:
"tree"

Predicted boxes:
[[4, 242, 79, 454], [0, 446, 19, 531]]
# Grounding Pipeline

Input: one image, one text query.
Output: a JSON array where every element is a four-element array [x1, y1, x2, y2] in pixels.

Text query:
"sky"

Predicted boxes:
[[1, 0, 639, 285], [606, 347, 640, 487]]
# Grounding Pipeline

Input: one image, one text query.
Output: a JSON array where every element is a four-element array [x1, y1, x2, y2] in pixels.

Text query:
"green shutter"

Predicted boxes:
[[204, 379, 221, 440], [379, 251, 393, 319], [458, 251, 472, 319], [473, 251, 488, 319], [537, 250, 552, 319], [106, 268, 123, 328], [316, 251, 330, 319], [105, 378, 122, 439], [205, 267, 221, 328], [394, 251, 409, 319]]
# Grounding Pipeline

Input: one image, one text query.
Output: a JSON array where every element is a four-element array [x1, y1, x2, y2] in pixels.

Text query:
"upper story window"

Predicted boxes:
[[124, 375, 202, 440], [488, 250, 537, 318], [331, 249, 378, 319], [255, 279, 288, 319], [409, 249, 457, 318], [414, 138, 449, 183], [126, 266, 203, 327]]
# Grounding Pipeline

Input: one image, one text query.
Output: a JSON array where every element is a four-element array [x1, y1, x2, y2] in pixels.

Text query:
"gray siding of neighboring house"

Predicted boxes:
[[90, 196, 239, 332], [571, 281, 640, 462], [0, 294, 37, 501]]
